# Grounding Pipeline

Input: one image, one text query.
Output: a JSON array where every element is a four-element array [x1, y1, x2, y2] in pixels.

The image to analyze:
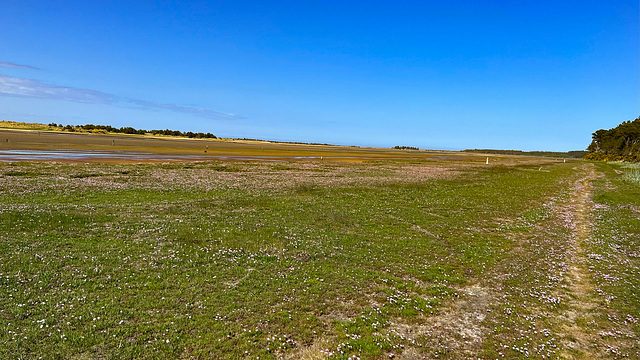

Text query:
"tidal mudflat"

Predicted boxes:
[[0, 129, 480, 164]]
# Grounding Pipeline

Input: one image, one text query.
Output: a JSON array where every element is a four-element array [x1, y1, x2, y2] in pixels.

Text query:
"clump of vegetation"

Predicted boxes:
[[583, 152, 638, 162], [617, 163, 640, 185], [585, 117, 640, 162], [624, 169, 640, 184], [393, 145, 420, 150]]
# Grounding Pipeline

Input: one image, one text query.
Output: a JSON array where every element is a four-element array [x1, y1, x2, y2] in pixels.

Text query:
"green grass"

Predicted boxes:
[[585, 162, 640, 356], [0, 159, 634, 359], [617, 162, 640, 185]]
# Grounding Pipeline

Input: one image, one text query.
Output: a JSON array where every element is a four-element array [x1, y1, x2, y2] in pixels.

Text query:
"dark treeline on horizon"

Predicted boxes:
[[462, 149, 588, 158], [393, 145, 420, 150], [585, 117, 640, 162], [234, 137, 333, 146], [48, 123, 217, 139]]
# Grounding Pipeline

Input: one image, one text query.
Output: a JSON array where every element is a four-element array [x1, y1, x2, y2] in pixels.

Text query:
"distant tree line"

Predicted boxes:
[[463, 149, 587, 159], [47, 123, 216, 139], [235, 138, 333, 146], [584, 117, 640, 162], [393, 146, 420, 150]]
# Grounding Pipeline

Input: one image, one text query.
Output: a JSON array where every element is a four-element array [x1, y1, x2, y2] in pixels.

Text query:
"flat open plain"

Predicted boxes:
[[0, 130, 479, 163], [0, 132, 638, 359]]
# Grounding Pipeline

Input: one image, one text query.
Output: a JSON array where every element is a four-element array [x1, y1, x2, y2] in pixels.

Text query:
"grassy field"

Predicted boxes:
[[0, 156, 637, 359]]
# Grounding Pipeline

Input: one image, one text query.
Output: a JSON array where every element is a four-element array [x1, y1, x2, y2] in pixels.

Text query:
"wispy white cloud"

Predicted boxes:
[[0, 61, 40, 70], [0, 75, 115, 103], [126, 98, 241, 120], [0, 74, 241, 120]]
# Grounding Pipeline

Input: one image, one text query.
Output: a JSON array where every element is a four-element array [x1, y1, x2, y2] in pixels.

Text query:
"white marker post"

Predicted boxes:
[[486, 157, 489, 165]]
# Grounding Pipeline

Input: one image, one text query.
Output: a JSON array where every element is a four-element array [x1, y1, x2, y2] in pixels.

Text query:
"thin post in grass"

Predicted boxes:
[[486, 157, 489, 165]]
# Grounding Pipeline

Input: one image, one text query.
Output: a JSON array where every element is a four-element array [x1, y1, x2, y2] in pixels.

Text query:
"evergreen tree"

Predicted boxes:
[[585, 117, 640, 161]]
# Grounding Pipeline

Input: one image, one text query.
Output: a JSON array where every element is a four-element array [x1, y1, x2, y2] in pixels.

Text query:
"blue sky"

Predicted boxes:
[[1, 1, 637, 151]]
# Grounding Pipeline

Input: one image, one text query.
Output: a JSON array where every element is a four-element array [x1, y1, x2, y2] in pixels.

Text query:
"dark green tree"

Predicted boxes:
[[586, 117, 640, 161]]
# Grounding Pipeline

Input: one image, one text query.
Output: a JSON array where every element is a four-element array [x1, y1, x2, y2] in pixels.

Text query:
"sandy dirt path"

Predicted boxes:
[[557, 165, 603, 359]]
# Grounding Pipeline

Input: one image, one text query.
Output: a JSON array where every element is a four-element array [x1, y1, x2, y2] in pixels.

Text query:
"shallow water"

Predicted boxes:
[[0, 149, 278, 162], [0, 149, 462, 162]]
